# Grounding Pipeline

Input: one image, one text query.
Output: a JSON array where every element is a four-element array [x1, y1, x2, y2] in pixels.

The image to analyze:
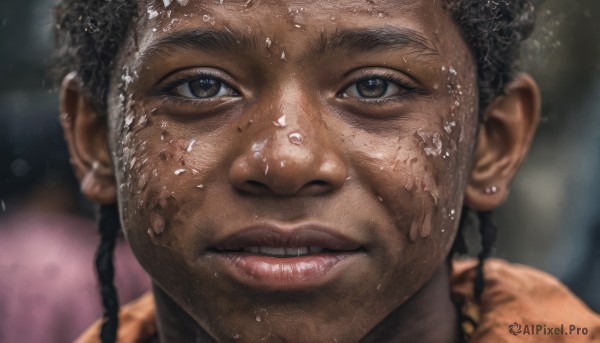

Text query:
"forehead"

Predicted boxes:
[[132, 0, 462, 60]]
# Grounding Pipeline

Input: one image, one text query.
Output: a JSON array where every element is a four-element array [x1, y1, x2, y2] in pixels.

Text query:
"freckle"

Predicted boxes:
[[159, 149, 171, 161]]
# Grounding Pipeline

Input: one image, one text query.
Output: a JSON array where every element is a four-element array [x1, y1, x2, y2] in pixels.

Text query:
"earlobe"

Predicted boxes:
[[60, 72, 117, 204], [465, 73, 541, 211]]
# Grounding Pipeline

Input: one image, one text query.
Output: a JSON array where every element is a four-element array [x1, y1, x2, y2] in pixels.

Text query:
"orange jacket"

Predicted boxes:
[[76, 259, 600, 342]]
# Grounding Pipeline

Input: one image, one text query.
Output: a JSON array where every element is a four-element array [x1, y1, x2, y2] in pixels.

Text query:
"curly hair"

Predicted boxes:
[[52, 0, 537, 113]]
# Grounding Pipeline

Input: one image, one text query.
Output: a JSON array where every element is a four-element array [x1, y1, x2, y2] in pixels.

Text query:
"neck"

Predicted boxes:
[[154, 263, 459, 343], [153, 284, 216, 343], [361, 262, 460, 343]]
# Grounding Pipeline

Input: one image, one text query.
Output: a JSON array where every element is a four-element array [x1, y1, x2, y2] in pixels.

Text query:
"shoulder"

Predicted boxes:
[[451, 258, 600, 342]]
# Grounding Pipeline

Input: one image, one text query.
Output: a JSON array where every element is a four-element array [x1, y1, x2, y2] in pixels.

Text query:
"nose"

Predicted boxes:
[[229, 105, 347, 196]]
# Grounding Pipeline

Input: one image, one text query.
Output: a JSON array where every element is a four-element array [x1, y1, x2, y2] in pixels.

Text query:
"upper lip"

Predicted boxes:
[[211, 223, 362, 251]]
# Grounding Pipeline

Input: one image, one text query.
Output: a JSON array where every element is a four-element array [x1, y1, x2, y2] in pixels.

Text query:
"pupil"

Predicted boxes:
[[189, 78, 221, 98], [357, 78, 388, 98]]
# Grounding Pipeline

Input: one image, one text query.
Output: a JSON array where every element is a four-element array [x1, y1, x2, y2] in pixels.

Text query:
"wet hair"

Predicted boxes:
[[52, 1, 536, 342]]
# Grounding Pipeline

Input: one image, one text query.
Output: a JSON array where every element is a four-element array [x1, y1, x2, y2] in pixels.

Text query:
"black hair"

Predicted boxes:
[[96, 204, 121, 342], [52, 1, 534, 342]]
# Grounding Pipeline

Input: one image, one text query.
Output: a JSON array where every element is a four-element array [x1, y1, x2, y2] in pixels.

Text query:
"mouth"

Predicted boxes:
[[208, 224, 365, 290]]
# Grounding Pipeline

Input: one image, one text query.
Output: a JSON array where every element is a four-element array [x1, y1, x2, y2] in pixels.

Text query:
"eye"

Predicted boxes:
[[175, 77, 238, 99], [342, 78, 403, 99]]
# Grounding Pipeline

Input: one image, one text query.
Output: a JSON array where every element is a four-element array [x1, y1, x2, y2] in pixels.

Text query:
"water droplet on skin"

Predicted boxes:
[[264, 164, 269, 175], [420, 212, 432, 238], [150, 213, 165, 234], [280, 160, 285, 167], [138, 114, 148, 129], [281, 51, 286, 61], [404, 179, 414, 192], [137, 173, 149, 190], [288, 132, 303, 145], [197, 184, 204, 189], [147, 7, 159, 19], [377, 12, 384, 17], [186, 139, 196, 152], [265, 37, 272, 48], [175, 169, 186, 175], [444, 121, 456, 134], [376, 283, 382, 290], [255, 314, 261, 322], [330, 15, 336, 21], [124, 114, 134, 129], [273, 114, 287, 127], [203, 14, 211, 22], [377, 196, 384, 202], [409, 221, 418, 242], [1, 199, 6, 212], [416, 129, 442, 157], [191, 169, 199, 175]]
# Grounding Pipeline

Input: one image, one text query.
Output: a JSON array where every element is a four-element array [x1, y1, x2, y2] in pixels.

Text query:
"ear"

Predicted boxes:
[[465, 73, 541, 211], [60, 72, 117, 204]]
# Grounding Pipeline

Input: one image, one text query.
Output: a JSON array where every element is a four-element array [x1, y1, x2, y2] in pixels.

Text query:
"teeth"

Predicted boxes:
[[243, 246, 324, 256]]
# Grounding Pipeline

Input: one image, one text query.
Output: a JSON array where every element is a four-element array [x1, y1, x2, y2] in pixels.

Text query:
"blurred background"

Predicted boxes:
[[0, 0, 598, 341]]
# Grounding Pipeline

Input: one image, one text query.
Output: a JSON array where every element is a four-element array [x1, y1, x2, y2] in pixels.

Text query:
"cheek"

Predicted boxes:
[[115, 106, 221, 248], [352, 118, 467, 254]]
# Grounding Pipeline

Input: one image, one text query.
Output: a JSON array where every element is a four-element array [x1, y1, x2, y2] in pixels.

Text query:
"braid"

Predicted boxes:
[[474, 211, 497, 302], [96, 204, 121, 343], [450, 206, 471, 257]]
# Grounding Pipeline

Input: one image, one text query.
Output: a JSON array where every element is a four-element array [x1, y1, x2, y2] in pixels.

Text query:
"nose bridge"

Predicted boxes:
[[229, 85, 347, 195]]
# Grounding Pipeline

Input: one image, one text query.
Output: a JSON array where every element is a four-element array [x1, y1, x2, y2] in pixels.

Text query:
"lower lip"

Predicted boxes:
[[216, 252, 356, 290]]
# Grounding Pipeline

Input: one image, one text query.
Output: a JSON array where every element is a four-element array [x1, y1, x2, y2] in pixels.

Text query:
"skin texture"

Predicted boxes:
[[60, 0, 541, 342]]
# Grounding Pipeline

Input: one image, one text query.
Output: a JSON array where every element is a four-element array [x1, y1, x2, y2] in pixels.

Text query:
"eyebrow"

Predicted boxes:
[[312, 26, 440, 58], [140, 26, 440, 64], [141, 28, 259, 63]]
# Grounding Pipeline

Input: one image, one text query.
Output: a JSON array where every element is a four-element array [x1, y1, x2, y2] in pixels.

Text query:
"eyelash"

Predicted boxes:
[[155, 71, 424, 104], [338, 74, 422, 101], [157, 73, 240, 99]]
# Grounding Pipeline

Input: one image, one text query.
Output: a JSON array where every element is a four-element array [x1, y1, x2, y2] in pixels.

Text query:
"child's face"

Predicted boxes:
[[109, 0, 478, 340]]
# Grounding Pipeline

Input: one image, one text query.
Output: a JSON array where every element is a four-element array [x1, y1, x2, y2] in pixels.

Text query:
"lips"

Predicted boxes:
[[209, 224, 364, 290]]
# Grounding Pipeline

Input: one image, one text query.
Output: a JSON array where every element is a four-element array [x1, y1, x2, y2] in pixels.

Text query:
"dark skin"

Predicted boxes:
[[60, 0, 540, 342]]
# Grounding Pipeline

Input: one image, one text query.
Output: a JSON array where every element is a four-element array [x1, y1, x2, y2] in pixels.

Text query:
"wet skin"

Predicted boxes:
[[117, 0, 474, 342], [60, 0, 540, 342]]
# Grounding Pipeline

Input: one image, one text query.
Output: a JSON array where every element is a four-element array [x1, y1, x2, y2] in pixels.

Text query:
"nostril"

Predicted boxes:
[[308, 180, 329, 188], [244, 180, 270, 192]]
